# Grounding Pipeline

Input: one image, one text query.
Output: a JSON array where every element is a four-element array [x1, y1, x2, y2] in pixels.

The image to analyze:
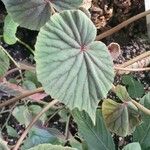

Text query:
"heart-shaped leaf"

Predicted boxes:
[[133, 93, 150, 150], [72, 109, 115, 150], [0, 46, 10, 78], [3, 15, 18, 45], [27, 144, 77, 150], [35, 10, 114, 123], [2, 0, 83, 30], [102, 99, 141, 136]]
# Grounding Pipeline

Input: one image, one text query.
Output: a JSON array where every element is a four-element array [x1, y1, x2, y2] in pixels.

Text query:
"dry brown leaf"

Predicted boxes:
[[107, 42, 121, 60], [80, 0, 92, 9]]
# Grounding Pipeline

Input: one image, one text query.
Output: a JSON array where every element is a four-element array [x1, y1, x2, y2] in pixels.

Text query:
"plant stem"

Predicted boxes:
[[114, 66, 150, 72], [13, 99, 58, 150], [118, 51, 150, 68], [96, 9, 150, 40], [131, 99, 150, 115], [0, 87, 44, 108], [0, 46, 20, 69], [17, 38, 34, 54]]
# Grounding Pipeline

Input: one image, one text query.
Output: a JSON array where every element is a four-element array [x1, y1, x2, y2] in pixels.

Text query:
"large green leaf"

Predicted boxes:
[[3, 15, 18, 45], [122, 142, 141, 150], [102, 99, 141, 137], [133, 93, 150, 150], [0, 46, 10, 78], [2, 0, 83, 30], [51, 0, 83, 11], [27, 144, 77, 150], [35, 10, 114, 123], [72, 109, 115, 150]]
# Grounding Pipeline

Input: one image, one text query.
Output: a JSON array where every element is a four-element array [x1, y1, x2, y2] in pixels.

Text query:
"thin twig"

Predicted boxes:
[[114, 67, 150, 72], [96, 10, 150, 40], [118, 51, 150, 68], [17, 38, 34, 54], [0, 87, 44, 108], [1, 103, 17, 130], [131, 99, 150, 115], [65, 114, 71, 141], [13, 99, 59, 150]]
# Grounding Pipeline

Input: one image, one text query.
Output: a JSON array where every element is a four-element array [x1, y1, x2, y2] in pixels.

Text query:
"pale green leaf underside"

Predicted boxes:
[[122, 142, 141, 150], [51, 0, 83, 11], [2, 0, 83, 30], [72, 109, 115, 150], [27, 144, 77, 150], [3, 15, 18, 45], [35, 10, 114, 123], [102, 99, 141, 137], [0, 46, 10, 78]]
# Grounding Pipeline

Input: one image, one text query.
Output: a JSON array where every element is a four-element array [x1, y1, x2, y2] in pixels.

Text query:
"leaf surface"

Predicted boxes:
[[122, 75, 144, 98], [133, 93, 150, 150], [21, 127, 59, 150], [27, 144, 77, 150], [35, 10, 114, 123], [2, 0, 83, 30], [122, 142, 141, 150], [102, 99, 141, 136], [3, 15, 18, 45], [72, 109, 115, 150]]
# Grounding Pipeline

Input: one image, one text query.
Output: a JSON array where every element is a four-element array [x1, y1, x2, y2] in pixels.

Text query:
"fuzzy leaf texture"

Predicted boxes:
[[122, 142, 141, 150], [102, 99, 141, 136], [2, 0, 83, 30], [35, 10, 114, 123], [0, 46, 10, 78], [27, 144, 77, 150]]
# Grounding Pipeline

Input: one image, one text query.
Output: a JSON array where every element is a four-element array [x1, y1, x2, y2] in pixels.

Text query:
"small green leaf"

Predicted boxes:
[[12, 105, 46, 126], [2, 0, 83, 30], [72, 109, 115, 150], [27, 144, 77, 150], [23, 80, 36, 90], [21, 127, 59, 150], [0, 138, 9, 150], [35, 10, 114, 123], [114, 85, 132, 102], [122, 75, 144, 98], [133, 93, 150, 150], [122, 142, 141, 150], [102, 99, 141, 137], [3, 15, 18, 45], [6, 125, 18, 138], [0, 46, 10, 78]]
